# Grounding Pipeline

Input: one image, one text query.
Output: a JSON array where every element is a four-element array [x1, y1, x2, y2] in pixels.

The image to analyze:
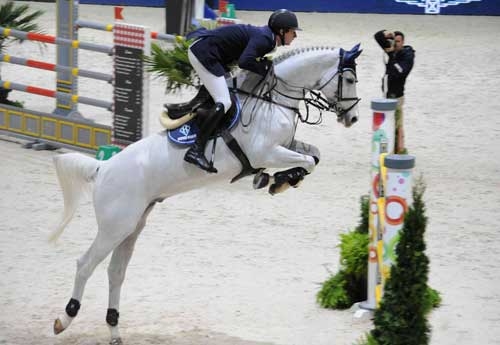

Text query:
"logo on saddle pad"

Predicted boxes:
[[179, 124, 192, 137], [167, 96, 241, 146], [394, 0, 481, 14]]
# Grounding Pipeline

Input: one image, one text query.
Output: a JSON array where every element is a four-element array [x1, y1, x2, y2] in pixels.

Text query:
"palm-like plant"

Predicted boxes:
[[144, 38, 199, 94], [0, 1, 44, 52], [0, 1, 44, 105]]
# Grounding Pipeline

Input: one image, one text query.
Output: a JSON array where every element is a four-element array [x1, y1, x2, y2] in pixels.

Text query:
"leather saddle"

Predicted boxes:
[[163, 86, 240, 145], [165, 86, 212, 120]]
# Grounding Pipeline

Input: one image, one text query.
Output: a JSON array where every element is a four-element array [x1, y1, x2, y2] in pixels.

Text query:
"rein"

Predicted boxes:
[[236, 56, 360, 127], [235, 70, 326, 126]]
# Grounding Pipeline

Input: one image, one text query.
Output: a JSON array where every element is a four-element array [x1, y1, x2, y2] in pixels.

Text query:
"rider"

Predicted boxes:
[[184, 9, 301, 173]]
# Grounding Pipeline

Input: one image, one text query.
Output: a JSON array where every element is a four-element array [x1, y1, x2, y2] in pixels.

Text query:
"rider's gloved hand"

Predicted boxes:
[[256, 56, 273, 76]]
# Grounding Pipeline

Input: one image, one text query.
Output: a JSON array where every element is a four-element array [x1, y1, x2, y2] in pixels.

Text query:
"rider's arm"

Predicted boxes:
[[238, 35, 274, 76]]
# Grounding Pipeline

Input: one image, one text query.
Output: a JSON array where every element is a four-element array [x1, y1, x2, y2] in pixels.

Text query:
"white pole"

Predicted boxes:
[[194, 0, 205, 20], [359, 98, 398, 311]]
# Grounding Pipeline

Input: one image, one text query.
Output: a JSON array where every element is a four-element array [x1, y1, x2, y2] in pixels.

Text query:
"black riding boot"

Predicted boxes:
[[184, 102, 226, 173]]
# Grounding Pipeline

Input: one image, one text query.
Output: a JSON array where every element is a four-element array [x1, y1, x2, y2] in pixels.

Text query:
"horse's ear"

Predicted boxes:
[[350, 43, 361, 53], [344, 44, 362, 65], [351, 43, 362, 59]]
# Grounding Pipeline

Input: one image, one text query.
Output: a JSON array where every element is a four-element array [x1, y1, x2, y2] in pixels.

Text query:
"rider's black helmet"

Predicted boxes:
[[268, 9, 301, 33]]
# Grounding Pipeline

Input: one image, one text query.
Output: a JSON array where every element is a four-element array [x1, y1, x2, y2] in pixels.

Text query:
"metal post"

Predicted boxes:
[[55, 0, 78, 116]]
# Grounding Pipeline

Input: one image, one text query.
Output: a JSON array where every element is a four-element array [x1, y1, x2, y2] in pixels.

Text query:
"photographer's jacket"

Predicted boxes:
[[374, 30, 415, 98], [187, 25, 276, 77]]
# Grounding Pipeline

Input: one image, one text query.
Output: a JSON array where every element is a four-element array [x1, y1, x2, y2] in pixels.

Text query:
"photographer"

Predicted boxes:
[[374, 30, 415, 153]]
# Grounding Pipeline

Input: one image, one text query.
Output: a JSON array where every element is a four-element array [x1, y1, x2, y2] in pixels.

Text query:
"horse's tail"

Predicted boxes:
[[49, 152, 101, 243]]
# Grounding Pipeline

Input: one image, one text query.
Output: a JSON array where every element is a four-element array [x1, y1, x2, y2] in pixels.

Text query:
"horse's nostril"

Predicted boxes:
[[351, 116, 358, 124]]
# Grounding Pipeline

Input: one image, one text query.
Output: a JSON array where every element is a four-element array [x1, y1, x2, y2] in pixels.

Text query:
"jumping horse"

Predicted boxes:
[[50, 44, 362, 345]]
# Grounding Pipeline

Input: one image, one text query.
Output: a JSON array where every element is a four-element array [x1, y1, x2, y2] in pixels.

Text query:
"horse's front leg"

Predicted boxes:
[[289, 139, 320, 165], [253, 143, 319, 194]]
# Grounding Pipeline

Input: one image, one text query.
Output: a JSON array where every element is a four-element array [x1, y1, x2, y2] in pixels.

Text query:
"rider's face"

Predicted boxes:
[[283, 29, 297, 46]]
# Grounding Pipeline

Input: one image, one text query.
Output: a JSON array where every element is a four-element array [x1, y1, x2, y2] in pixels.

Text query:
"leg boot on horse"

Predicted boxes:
[[184, 102, 226, 173]]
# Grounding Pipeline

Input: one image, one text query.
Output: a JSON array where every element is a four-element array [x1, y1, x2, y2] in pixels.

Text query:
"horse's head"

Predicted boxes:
[[271, 45, 362, 128], [318, 44, 362, 128]]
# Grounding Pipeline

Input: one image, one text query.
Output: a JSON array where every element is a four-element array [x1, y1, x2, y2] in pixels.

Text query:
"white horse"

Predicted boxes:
[[50, 44, 362, 344]]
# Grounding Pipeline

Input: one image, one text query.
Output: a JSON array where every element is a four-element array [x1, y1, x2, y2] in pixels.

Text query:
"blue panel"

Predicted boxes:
[[78, 0, 500, 15], [230, 0, 500, 15], [80, 0, 165, 6]]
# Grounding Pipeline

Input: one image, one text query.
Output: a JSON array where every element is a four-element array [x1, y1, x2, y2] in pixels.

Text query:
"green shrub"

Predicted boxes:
[[370, 178, 432, 345], [317, 196, 369, 309], [340, 231, 369, 279], [354, 194, 369, 234], [423, 286, 442, 316], [316, 270, 351, 309]]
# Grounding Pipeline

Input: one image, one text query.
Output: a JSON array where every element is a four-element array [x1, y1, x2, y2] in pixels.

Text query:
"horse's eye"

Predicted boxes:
[[346, 77, 355, 84]]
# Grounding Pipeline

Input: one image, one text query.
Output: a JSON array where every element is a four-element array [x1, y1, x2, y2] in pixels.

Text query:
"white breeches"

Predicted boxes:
[[188, 48, 232, 112]]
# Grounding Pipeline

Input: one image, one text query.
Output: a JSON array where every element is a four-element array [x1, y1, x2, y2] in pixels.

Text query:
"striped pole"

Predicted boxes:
[[76, 19, 177, 42], [0, 27, 113, 54], [0, 54, 112, 82], [0, 80, 113, 110]]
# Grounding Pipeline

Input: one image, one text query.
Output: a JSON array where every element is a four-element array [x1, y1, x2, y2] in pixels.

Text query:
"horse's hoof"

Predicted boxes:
[[253, 171, 270, 189], [110, 337, 123, 345], [53, 318, 65, 335], [269, 182, 291, 195]]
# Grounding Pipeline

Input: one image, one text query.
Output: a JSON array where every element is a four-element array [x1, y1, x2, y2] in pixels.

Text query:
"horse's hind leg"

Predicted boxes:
[[54, 202, 149, 335], [106, 203, 155, 345], [53, 231, 121, 334]]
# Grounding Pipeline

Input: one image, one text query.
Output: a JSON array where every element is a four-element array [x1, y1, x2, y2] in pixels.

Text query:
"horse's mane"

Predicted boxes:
[[237, 46, 338, 99], [273, 46, 337, 65]]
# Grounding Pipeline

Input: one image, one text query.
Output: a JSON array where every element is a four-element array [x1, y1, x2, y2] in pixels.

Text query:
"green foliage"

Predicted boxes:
[[423, 286, 442, 315], [354, 333, 378, 345], [370, 177, 431, 345], [10, 99, 23, 108], [339, 231, 369, 279], [316, 270, 351, 309], [354, 194, 369, 234], [317, 196, 369, 309], [0, 1, 45, 52], [144, 39, 199, 93]]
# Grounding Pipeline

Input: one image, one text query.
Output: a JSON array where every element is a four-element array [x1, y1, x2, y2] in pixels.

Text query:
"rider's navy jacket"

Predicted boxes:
[[374, 30, 415, 98], [188, 24, 276, 77]]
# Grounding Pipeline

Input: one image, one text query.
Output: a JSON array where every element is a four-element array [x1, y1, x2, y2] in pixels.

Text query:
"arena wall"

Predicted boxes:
[[79, 0, 500, 15]]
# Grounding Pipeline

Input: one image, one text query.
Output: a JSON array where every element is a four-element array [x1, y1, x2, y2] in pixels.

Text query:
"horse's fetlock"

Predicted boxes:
[[106, 308, 120, 327], [65, 298, 81, 317]]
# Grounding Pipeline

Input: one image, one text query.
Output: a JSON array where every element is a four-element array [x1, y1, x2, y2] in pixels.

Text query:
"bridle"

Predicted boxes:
[[318, 66, 361, 120], [238, 54, 360, 126]]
